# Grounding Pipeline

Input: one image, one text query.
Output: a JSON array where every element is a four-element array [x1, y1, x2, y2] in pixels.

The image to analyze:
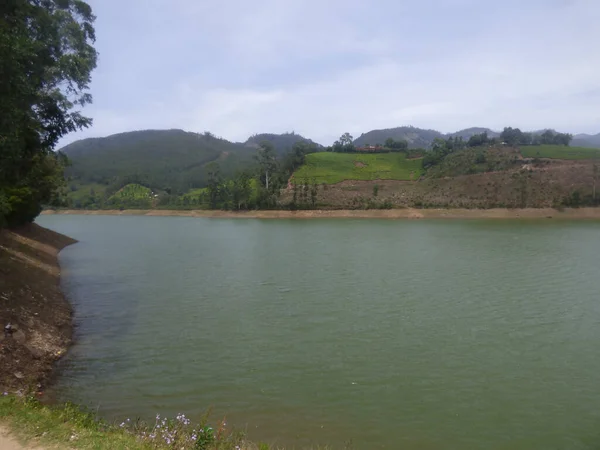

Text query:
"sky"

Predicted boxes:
[[60, 0, 600, 147]]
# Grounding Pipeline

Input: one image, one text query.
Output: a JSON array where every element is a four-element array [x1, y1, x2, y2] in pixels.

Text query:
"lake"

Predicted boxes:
[[37, 215, 600, 449]]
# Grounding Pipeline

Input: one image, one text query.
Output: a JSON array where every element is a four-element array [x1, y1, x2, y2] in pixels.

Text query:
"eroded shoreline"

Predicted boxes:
[[0, 224, 76, 393], [42, 207, 600, 219]]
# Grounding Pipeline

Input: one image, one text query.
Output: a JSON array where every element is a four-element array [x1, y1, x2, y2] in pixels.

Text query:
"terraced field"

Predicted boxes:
[[293, 153, 423, 184]]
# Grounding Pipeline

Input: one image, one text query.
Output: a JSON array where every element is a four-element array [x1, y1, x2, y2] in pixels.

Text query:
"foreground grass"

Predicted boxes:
[[0, 396, 286, 450], [294, 153, 423, 184], [521, 145, 600, 160]]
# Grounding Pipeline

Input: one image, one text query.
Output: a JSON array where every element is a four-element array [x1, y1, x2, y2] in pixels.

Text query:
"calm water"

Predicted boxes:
[[37, 215, 600, 449]]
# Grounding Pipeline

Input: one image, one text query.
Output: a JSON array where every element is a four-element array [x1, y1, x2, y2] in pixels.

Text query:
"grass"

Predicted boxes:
[[0, 395, 299, 450], [521, 145, 600, 160], [293, 152, 423, 185], [109, 183, 153, 202]]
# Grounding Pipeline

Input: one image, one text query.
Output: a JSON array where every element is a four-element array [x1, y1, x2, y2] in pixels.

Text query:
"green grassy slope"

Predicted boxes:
[[293, 152, 423, 184], [521, 145, 600, 159]]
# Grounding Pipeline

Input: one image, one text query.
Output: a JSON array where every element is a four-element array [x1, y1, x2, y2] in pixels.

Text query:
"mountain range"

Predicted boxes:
[[60, 125, 600, 196]]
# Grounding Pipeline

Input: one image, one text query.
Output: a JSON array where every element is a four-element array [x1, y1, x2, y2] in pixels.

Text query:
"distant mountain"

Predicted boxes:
[[447, 127, 500, 140], [353, 126, 445, 149], [62, 129, 254, 194], [572, 133, 600, 148], [244, 132, 322, 154]]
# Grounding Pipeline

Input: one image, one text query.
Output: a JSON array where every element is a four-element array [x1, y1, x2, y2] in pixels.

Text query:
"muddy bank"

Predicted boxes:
[[43, 207, 600, 219], [0, 224, 76, 393]]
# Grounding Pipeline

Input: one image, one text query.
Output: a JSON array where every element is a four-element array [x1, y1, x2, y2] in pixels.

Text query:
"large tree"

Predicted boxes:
[[0, 0, 98, 226]]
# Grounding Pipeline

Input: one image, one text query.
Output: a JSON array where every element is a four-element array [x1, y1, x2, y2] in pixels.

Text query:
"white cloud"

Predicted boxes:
[[59, 0, 600, 147]]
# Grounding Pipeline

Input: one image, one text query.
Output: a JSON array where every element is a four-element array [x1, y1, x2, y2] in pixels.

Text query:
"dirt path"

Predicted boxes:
[[0, 427, 31, 450]]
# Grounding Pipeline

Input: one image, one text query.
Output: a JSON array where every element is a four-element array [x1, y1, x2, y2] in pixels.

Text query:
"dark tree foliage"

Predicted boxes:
[[500, 127, 572, 147], [0, 0, 97, 226], [0, 0, 98, 226], [422, 136, 466, 169], [467, 132, 489, 147]]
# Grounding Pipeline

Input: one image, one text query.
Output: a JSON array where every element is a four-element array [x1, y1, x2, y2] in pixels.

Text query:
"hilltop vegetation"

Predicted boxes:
[[63, 130, 255, 195], [245, 132, 322, 155]]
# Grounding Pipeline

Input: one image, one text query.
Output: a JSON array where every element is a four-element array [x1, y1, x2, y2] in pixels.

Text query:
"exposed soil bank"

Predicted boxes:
[[0, 224, 76, 393], [43, 207, 600, 219]]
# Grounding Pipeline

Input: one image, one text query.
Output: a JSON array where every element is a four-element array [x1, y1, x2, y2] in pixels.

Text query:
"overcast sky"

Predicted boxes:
[[61, 0, 600, 147]]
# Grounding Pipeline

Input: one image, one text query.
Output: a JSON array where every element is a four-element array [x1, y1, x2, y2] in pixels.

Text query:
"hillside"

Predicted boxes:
[[572, 133, 600, 148], [353, 126, 444, 149], [62, 129, 255, 195], [244, 132, 322, 154]]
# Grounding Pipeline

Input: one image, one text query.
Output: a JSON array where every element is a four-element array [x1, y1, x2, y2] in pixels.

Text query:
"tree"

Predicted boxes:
[[0, 0, 98, 226], [340, 132, 353, 146], [467, 132, 488, 148], [310, 179, 318, 208], [256, 141, 277, 191], [594, 163, 598, 202], [231, 171, 252, 210], [501, 127, 525, 146], [205, 162, 222, 209]]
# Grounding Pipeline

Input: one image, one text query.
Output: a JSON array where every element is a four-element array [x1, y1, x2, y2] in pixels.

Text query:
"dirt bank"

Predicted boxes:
[[0, 224, 76, 394], [43, 207, 600, 219]]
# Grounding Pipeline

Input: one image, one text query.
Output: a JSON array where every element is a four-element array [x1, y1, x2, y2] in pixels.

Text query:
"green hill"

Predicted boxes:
[[244, 132, 322, 155], [293, 152, 423, 184], [61, 129, 255, 195], [353, 126, 444, 149]]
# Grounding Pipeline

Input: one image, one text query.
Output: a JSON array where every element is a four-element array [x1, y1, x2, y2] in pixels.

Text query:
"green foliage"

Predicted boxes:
[[426, 147, 519, 178], [500, 127, 572, 146], [0, 395, 284, 450], [332, 132, 356, 153], [467, 132, 490, 148], [63, 130, 256, 196], [294, 153, 423, 184], [107, 184, 153, 208], [0, 0, 97, 226], [521, 145, 600, 160], [245, 132, 321, 155], [422, 136, 467, 169]]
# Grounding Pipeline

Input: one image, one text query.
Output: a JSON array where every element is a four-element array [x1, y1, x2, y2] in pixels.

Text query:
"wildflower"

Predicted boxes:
[[2, 392, 7, 396]]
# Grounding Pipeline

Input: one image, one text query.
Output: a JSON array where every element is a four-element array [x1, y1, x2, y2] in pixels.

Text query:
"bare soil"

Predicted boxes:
[[42, 207, 600, 219], [0, 224, 76, 394]]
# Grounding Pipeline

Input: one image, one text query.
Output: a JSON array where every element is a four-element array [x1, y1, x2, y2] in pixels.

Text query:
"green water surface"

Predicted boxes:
[[37, 215, 600, 449]]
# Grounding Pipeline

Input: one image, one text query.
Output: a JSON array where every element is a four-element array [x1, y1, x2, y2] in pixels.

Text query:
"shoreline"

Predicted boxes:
[[43, 207, 600, 219], [0, 224, 76, 394]]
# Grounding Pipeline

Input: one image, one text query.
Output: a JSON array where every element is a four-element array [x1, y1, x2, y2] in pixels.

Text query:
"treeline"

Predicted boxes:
[[327, 132, 422, 156], [500, 128, 572, 147], [72, 141, 321, 211], [202, 140, 319, 210]]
